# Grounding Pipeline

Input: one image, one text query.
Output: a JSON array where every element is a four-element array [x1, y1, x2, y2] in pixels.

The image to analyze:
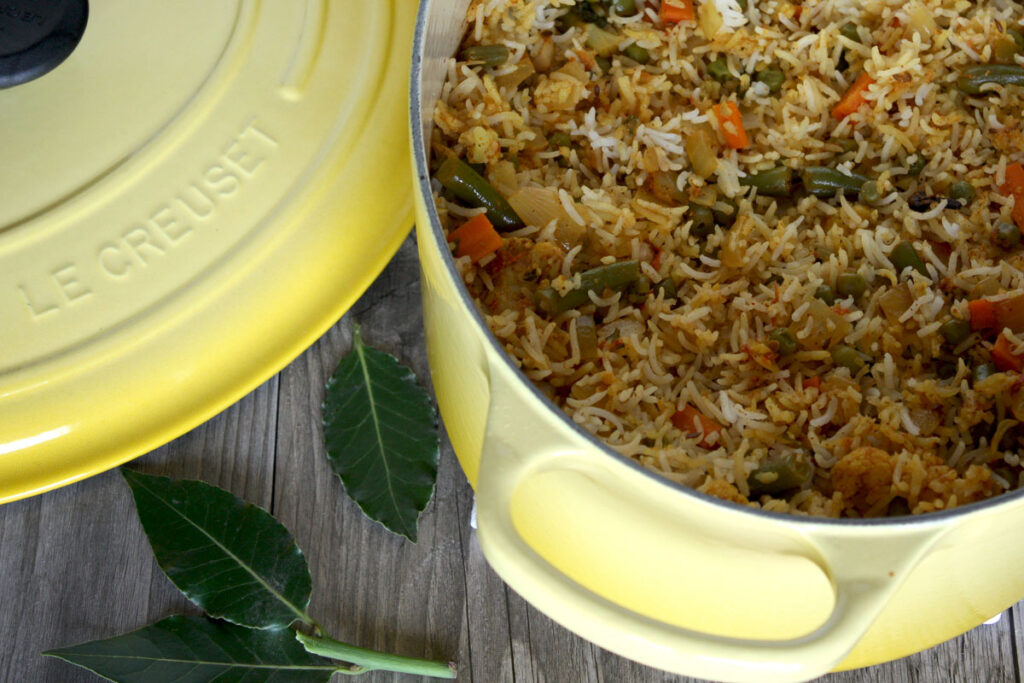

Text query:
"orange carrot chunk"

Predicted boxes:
[[713, 101, 750, 149], [672, 405, 724, 448], [802, 376, 821, 389], [448, 214, 503, 263], [1001, 162, 1024, 197], [832, 72, 875, 120], [992, 333, 1024, 373], [660, 0, 695, 23], [969, 299, 997, 331]]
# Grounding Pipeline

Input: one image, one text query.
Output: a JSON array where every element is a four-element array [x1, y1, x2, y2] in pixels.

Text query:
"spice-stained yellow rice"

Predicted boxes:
[[431, 0, 1024, 517]]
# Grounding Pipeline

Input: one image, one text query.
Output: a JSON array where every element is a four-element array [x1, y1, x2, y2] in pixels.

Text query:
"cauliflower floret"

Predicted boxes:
[[831, 447, 894, 516], [459, 125, 502, 165], [699, 478, 749, 505], [532, 74, 586, 112]]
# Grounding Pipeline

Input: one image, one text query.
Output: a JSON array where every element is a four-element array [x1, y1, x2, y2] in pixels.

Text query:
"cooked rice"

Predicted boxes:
[[432, 0, 1024, 517]]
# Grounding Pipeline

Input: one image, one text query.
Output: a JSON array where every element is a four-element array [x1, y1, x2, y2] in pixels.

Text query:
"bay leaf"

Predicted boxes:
[[44, 615, 340, 682], [322, 326, 439, 541], [121, 469, 312, 629]]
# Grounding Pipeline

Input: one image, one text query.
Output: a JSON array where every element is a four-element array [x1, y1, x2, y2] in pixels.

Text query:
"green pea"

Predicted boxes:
[[708, 57, 734, 83], [755, 68, 785, 94], [770, 328, 798, 356], [831, 345, 866, 373], [839, 22, 861, 43], [939, 319, 971, 346], [690, 205, 716, 238], [623, 43, 650, 64], [973, 363, 997, 384], [596, 56, 612, 73], [549, 131, 572, 149], [611, 0, 637, 15], [949, 181, 976, 206], [993, 221, 1021, 249], [836, 273, 868, 299], [907, 154, 927, 176], [860, 180, 882, 206], [815, 284, 836, 306]]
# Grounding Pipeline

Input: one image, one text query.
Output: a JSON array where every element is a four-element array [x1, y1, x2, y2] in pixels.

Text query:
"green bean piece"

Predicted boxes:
[[611, 0, 637, 15], [890, 241, 929, 278], [655, 277, 678, 299], [549, 131, 572, 149], [860, 180, 883, 205], [801, 167, 872, 198], [623, 43, 650, 64], [755, 68, 785, 94], [740, 166, 793, 196], [994, 221, 1022, 249], [536, 261, 642, 314], [770, 328, 798, 355], [832, 345, 866, 373], [939, 319, 971, 346], [436, 158, 524, 231], [708, 57, 735, 83], [973, 363, 997, 383], [737, 0, 748, 10], [747, 452, 814, 495], [690, 205, 716, 238], [957, 64, 1024, 94], [839, 22, 861, 43], [907, 154, 927, 176], [949, 181, 976, 206], [460, 45, 511, 67], [815, 284, 836, 306], [836, 272, 868, 299]]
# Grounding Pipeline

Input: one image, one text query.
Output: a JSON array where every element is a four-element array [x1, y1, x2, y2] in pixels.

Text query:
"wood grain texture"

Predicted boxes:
[[0, 235, 1021, 683]]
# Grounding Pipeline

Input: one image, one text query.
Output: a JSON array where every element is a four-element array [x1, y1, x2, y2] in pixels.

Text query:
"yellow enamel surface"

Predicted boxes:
[[414, 153, 1024, 679], [0, 0, 417, 503]]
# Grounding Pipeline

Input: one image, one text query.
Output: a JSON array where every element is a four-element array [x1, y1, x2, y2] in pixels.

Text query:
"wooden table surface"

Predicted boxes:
[[1, 235, 1021, 683]]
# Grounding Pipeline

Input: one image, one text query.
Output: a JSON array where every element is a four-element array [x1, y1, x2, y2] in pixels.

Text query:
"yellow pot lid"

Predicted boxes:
[[0, 0, 416, 503]]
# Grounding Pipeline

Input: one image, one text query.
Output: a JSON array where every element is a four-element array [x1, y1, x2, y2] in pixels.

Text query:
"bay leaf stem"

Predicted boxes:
[[295, 632, 456, 679]]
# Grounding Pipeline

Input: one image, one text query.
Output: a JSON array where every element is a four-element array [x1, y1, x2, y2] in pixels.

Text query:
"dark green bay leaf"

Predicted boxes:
[[44, 615, 341, 682], [322, 326, 439, 541], [121, 469, 312, 629]]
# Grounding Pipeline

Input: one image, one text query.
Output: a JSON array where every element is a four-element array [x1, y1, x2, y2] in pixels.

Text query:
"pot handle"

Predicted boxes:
[[473, 386, 947, 683]]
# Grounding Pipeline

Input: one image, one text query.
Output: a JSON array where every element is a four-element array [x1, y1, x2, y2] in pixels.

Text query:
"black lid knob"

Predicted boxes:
[[0, 0, 88, 89]]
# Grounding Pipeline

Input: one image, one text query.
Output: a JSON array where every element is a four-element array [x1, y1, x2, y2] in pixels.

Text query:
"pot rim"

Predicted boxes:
[[409, 0, 1024, 529]]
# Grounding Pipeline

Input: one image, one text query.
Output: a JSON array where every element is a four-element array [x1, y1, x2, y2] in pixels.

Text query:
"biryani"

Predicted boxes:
[[429, 0, 1024, 517]]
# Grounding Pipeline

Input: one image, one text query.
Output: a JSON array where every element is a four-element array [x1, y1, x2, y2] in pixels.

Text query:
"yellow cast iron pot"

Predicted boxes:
[[410, 2, 1024, 681]]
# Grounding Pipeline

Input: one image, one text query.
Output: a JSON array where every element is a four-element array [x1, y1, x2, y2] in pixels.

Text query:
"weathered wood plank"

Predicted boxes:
[[1012, 605, 1023, 680], [0, 379, 279, 683]]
